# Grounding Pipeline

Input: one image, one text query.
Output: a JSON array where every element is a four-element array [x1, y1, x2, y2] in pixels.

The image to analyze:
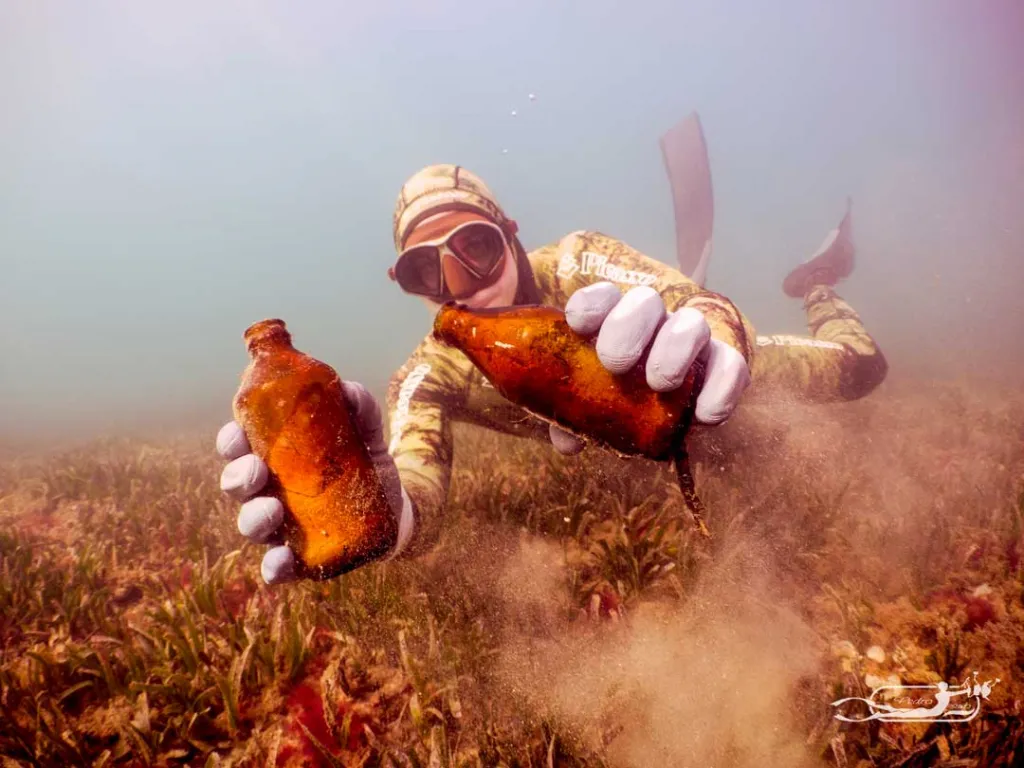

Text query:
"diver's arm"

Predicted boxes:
[[542, 230, 755, 364], [538, 231, 754, 425], [384, 339, 466, 558]]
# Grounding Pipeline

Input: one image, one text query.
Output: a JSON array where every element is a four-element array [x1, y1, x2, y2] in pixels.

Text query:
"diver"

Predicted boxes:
[[217, 163, 887, 584]]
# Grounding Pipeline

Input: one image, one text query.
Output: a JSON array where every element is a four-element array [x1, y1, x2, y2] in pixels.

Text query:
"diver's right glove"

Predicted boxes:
[[216, 381, 415, 584], [546, 281, 751, 457]]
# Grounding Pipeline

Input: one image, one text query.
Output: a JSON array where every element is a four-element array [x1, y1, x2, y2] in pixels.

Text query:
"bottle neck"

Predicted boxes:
[[243, 319, 293, 356], [247, 335, 293, 357]]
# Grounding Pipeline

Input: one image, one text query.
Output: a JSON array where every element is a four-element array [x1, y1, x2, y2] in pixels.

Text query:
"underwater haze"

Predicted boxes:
[[2, 0, 1022, 443]]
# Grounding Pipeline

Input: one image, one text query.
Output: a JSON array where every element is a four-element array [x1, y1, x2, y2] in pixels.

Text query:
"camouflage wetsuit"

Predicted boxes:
[[385, 230, 887, 557]]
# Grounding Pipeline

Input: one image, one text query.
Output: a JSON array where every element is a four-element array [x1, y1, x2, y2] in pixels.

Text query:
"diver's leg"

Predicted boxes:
[[753, 286, 887, 402], [750, 201, 887, 403]]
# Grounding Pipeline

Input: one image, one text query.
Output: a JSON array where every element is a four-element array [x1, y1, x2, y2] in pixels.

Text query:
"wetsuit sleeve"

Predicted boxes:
[[534, 230, 756, 366], [384, 336, 469, 557]]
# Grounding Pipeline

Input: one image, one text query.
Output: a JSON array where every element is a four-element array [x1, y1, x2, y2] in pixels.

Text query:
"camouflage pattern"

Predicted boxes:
[[385, 232, 713, 555], [383, 164, 886, 558], [385, 231, 885, 557], [751, 285, 888, 403]]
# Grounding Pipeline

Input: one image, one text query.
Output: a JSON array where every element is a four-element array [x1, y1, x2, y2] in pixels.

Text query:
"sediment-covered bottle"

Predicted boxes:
[[431, 302, 705, 462], [232, 319, 397, 580]]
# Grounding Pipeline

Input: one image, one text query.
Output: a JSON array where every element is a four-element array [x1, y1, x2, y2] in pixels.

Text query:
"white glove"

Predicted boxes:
[[549, 282, 751, 455], [216, 381, 414, 584]]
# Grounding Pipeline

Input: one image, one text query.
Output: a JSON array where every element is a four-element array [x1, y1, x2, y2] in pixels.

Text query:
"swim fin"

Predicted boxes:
[[782, 197, 855, 298], [660, 112, 714, 288]]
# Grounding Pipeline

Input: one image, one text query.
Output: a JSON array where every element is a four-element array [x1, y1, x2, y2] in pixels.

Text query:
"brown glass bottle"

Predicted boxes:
[[433, 302, 711, 537], [232, 319, 398, 580], [432, 302, 705, 462]]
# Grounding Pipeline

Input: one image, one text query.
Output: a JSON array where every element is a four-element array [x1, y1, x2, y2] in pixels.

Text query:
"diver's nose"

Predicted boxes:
[[440, 253, 479, 298]]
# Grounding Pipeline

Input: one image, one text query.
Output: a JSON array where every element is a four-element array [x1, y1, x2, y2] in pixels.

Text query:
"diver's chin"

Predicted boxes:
[[451, 286, 507, 310], [420, 295, 482, 314], [422, 269, 518, 314], [464, 276, 518, 309], [462, 294, 502, 309]]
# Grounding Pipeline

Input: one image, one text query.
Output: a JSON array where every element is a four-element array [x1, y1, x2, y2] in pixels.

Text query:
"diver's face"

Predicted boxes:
[[395, 212, 520, 315], [417, 245, 519, 314]]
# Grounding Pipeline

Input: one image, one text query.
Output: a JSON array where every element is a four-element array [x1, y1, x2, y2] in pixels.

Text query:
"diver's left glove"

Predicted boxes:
[[216, 381, 415, 584]]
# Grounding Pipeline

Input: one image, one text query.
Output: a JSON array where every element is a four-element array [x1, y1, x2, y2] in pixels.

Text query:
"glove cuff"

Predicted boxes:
[[385, 486, 416, 560]]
